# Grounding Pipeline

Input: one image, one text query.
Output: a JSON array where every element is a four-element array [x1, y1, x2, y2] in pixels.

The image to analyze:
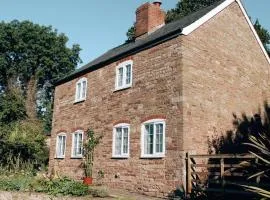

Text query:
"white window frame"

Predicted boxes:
[[115, 60, 133, 90], [75, 77, 87, 103], [55, 133, 67, 159], [71, 130, 84, 158], [112, 123, 130, 158], [141, 119, 166, 158]]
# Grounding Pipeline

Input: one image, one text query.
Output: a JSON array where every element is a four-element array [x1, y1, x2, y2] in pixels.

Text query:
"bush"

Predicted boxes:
[[33, 177, 89, 196], [0, 174, 92, 197], [0, 120, 49, 172], [0, 174, 33, 191]]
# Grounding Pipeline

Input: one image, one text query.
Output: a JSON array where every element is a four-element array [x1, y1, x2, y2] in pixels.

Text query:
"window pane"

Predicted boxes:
[[57, 135, 66, 157], [126, 64, 131, 85], [115, 128, 122, 155], [74, 134, 78, 155], [78, 133, 83, 155], [82, 81, 87, 99], [145, 124, 154, 154], [123, 128, 129, 154], [77, 83, 81, 99], [118, 67, 123, 87], [57, 136, 61, 156], [62, 136, 66, 156], [73, 133, 83, 156], [155, 123, 163, 153]]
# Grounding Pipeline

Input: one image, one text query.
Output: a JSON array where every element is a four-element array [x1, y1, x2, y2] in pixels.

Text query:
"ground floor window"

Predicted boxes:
[[72, 130, 83, 158], [141, 119, 165, 158], [112, 124, 130, 158], [56, 133, 66, 158]]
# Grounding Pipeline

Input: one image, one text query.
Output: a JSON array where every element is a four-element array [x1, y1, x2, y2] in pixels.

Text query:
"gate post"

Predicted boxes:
[[186, 152, 192, 194]]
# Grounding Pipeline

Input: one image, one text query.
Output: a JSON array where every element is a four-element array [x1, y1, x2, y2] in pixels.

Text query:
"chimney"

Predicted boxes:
[[135, 1, 165, 39]]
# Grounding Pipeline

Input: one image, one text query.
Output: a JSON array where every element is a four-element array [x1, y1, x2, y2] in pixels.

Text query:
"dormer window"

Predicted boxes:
[[115, 60, 133, 90], [75, 77, 87, 102]]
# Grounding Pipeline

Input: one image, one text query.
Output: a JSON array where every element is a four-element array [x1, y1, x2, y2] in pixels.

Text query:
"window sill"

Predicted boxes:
[[74, 99, 86, 104], [71, 156, 83, 159], [140, 154, 165, 159], [111, 155, 129, 159], [114, 85, 132, 92], [54, 157, 65, 159]]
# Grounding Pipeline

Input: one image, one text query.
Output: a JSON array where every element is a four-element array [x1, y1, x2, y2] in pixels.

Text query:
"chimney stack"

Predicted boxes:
[[135, 1, 165, 39]]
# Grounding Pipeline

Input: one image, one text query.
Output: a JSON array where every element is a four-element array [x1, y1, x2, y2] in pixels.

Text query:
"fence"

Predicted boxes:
[[186, 153, 268, 195]]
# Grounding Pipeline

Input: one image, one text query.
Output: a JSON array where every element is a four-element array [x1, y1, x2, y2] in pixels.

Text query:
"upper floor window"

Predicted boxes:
[[71, 130, 83, 158], [115, 60, 133, 90], [141, 119, 165, 158], [112, 123, 130, 158], [56, 133, 66, 158], [75, 77, 87, 102]]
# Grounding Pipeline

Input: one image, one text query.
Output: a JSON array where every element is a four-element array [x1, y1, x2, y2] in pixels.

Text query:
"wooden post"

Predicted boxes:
[[186, 152, 192, 194], [220, 158, 225, 188]]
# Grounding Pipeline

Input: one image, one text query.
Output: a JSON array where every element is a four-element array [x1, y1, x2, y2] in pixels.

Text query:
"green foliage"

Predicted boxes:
[[0, 20, 81, 130], [166, 0, 220, 23], [33, 177, 89, 196], [241, 128, 270, 198], [0, 174, 92, 197], [125, 24, 136, 43], [0, 174, 33, 192], [0, 120, 49, 171], [125, 0, 270, 53], [0, 89, 26, 124], [83, 129, 103, 177], [254, 19, 270, 55]]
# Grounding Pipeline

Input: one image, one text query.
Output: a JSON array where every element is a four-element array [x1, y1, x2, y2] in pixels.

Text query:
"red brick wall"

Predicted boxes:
[[49, 36, 183, 197], [182, 2, 270, 154], [135, 2, 165, 38]]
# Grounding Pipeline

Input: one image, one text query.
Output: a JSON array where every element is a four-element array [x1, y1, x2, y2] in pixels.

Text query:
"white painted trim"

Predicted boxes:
[[55, 133, 67, 159], [236, 0, 270, 64], [112, 123, 130, 158], [182, 0, 234, 35], [182, 0, 270, 64], [75, 77, 88, 103], [140, 119, 166, 158], [71, 130, 84, 158], [115, 60, 133, 91]]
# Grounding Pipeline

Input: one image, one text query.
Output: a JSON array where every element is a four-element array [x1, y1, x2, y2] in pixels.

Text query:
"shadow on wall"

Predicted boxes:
[[168, 101, 270, 200], [209, 101, 270, 154]]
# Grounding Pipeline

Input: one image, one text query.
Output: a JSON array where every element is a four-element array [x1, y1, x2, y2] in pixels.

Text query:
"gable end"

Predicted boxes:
[[182, 0, 270, 65]]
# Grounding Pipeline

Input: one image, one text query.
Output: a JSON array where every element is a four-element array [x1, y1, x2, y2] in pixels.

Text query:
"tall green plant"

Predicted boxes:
[[83, 129, 102, 177], [242, 132, 270, 199]]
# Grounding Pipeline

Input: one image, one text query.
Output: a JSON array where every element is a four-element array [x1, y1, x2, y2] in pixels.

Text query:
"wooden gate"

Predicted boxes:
[[186, 153, 264, 195]]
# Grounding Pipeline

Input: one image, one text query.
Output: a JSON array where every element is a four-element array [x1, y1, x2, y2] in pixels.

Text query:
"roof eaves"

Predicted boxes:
[[54, 27, 183, 86]]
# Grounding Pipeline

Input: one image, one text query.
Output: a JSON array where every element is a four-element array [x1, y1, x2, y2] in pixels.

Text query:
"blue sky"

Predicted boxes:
[[0, 0, 269, 68]]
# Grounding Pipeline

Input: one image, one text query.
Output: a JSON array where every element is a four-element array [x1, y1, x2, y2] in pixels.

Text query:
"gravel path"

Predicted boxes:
[[0, 190, 162, 200]]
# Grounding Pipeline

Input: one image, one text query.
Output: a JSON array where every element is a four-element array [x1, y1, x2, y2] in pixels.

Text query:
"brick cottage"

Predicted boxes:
[[49, 0, 270, 197]]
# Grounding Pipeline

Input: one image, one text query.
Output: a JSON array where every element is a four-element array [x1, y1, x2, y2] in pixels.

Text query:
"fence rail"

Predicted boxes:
[[186, 153, 268, 195]]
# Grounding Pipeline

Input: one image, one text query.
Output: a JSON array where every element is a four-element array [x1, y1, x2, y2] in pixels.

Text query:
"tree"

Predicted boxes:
[[0, 20, 81, 125], [166, 0, 219, 23], [125, 0, 270, 55], [253, 19, 270, 55]]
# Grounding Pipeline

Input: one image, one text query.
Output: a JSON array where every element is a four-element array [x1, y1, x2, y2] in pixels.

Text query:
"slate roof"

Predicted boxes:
[[55, 0, 226, 85]]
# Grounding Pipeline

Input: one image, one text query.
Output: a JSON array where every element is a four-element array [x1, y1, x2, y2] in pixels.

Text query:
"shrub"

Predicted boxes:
[[33, 177, 89, 196], [0, 120, 49, 172], [0, 174, 92, 197]]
